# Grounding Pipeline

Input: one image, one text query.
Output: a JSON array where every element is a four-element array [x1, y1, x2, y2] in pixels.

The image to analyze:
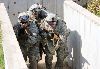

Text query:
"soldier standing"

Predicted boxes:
[[28, 4, 70, 69], [31, 7, 55, 69], [45, 13, 70, 69], [28, 3, 48, 61], [27, 20, 41, 69], [42, 13, 56, 69], [54, 18, 70, 69], [13, 12, 29, 62], [14, 12, 41, 69]]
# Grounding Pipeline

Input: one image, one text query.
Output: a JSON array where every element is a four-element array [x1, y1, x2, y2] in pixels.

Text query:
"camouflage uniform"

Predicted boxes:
[[27, 20, 41, 69], [45, 33, 56, 69], [41, 13, 70, 69], [41, 30, 54, 69], [54, 19, 70, 69], [13, 23, 29, 62], [14, 12, 41, 69], [28, 4, 70, 69], [38, 18, 55, 69], [28, 4, 54, 69]]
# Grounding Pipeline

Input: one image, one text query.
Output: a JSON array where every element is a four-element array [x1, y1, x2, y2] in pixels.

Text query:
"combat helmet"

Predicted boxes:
[[45, 13, 57, 29], [28, 3, 42, 12], [18, 12, 29, 23]]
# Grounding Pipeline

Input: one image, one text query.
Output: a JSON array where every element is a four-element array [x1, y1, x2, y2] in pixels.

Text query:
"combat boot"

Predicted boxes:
[[55, 60, 64, 69], [29, 60, 38, 69], [45, 54, 53, 69]]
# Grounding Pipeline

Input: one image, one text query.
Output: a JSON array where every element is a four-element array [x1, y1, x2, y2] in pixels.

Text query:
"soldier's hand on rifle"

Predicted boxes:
[[20, 22, 28, 29]]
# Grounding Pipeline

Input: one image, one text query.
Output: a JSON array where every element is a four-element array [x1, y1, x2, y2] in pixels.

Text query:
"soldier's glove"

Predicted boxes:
[[24, 27, 33, 36], [47, 32, 54, 39], [43, 28, 48, 33]]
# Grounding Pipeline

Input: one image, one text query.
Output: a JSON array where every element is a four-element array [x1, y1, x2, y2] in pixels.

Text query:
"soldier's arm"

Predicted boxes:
[[66, 29, 70, 37], [13, 23, 21, 37], [24, 27, 33, 36]]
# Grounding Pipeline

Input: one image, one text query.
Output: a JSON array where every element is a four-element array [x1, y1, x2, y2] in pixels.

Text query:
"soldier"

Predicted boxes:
[[53, 18, 70, 69], [45, 13, 70, 69], [36, 11, 56, 69], [30, 6, 54, 69], [28, 5, 56, 69], [28, 4, 70, 69], [14, 12, 41, 69], [41, 13, 55, 69], [28, 3, 48, 60], [13, 12, 29, 62], [26, 19, 41, 69]]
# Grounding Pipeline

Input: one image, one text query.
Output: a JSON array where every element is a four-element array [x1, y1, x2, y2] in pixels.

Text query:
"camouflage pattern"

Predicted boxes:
[[40, 30, 54, 69], [13, 23, 29, 61], [45, 32, 57, 69], [13, 11, 41, 69], [38, 19, 55, 69], [27, 20, 41, 45], [39, 12, 68, 69], [28, 44, 40, 69], [54, 19, 70, 69], [26, 20, 41, 69], [41, 12, 70, 69], [28, 5, 54, 69], [34, 8, 69, 69], [13, 4, 70, 69]]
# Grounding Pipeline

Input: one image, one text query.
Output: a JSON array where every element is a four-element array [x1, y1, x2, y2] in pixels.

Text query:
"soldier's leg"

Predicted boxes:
[[39, 43, 43, 60], [45, 53, 53, 69], [29, 56, 38, 69], [55, 46, 65, 69], [20, 46, 27, 62], [28, 46, 40, 69], [44, 39, 55, 69], [29, 57, 38, 69]]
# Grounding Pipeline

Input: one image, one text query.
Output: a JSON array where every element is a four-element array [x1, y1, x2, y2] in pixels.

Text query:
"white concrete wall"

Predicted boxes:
[[42, 0, 65, 19], [0, 0, 90, 26], [0, 0, 65, 25], [0, 3, 28, 69], [64, 1, 100, 69], [0, 0, 42, 26], [73, 0, 90, 6]]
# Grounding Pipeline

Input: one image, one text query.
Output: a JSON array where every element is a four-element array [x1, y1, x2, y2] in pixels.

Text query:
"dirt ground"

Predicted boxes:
[[38, 54, 72, 69], [26, 53, 72, 69]]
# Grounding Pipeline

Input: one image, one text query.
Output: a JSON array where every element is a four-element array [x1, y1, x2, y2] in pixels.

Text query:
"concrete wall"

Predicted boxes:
[[0, 3, 28, 69], [0, 0, 90, 26], [42, 0, 65, 19], [64, 1, 100, 69], [0, 0, 65, 25], [73, 0, 91, 6], [0, 0, 42, 26]]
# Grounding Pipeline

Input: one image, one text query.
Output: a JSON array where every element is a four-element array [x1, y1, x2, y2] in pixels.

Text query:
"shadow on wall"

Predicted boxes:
[[67, 31, 90, 69]]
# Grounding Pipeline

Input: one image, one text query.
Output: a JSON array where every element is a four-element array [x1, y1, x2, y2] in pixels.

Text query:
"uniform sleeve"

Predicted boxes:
[[54, 19, 70, 40], [27, 21, 40, 45], [13, 23, 21, 38]]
